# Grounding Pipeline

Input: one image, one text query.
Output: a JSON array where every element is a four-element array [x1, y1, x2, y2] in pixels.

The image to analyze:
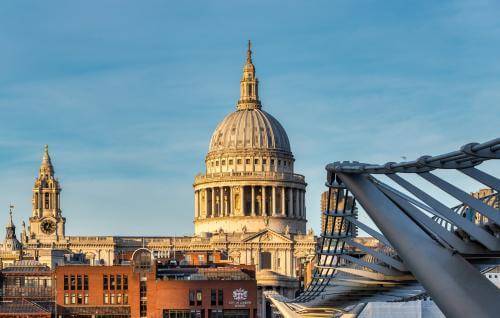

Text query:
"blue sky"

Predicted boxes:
[[0, 1, 499, 236]]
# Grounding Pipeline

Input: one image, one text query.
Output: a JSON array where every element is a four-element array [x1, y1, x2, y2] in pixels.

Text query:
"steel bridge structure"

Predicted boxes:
[[267, 138, 500, 318]]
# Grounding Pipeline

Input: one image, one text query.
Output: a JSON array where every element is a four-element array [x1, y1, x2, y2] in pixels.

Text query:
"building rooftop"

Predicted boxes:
[[156, 264, 255, 281], [1, 260, 52, 275], [0, 300, 50, 315]]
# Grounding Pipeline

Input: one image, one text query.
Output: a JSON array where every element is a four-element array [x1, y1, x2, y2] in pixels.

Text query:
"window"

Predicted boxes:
[[164, 310, 194, 318], [84, 293, 89, 304], [196, 290, 202, 306], [70, 275, 76, 290], [117, 275, 122, 290], [254, 159, 259, 164], [64, 275, 69, 290], [262, 159, 267, 164], [271, 159, 275, 165], [211, 289, 217, 306], [71, 293, 76, 304], [221, 160, 225, 165], [111, 293, 115, 304], [237, 159, 242, 164], [83, 275, 88, 290], [123, 275, 128, 290], [189, 290, 195, 306], [215, 161, 219, 166], [103, 275, 108, 290], [77, 275, 82, 290], [117, 293, 122, 304], [209, 309, 223, 318], [64, 293, 69, 305], [277, 257, 281, 268], [124, 293, 129, 304], [110, 275, 115, 290], [77, 293, 83, 304], [140, 302, 147, 317], [260, 252, 272, 269], [104, 293, 109, 304], [217, 289, 223, 305], [140, 281, 147, 298], [284, 161, 287, 166], [228, 159, 233, 165], [278, 160, 281, 165], [245, 159, 250, 164]]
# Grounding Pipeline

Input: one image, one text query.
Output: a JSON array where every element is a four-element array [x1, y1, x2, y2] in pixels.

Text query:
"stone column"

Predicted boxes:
[[240, 186, 245, 216], [229, 187, 234, 216], [298, 190, 302, 219], [204, 189, 209, 218], [294, 189, 300, 218], [302, 190, 305, 219], [300, 190, 305, 219], [194, 190, 199, 218], [272, 186, 277, 215], [302, 190, 306, 219], [287, 188, 293, 217], [211, 188, 215, 217], [220, 187, 224, 216], [251, 186, 255, 216], [281, 187, 286, 216], [262, 186, 267, 216]]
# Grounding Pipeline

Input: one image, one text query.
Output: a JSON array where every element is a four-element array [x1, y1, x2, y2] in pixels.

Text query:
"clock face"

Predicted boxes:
[[41, 219, 56, 235]]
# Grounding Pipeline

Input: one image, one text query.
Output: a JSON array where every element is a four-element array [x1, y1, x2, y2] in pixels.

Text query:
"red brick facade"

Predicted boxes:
[[54, 263, 257, 318]]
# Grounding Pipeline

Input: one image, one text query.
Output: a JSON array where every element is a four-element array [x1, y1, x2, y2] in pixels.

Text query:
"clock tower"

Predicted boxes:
[[29, 145, 65, 243]]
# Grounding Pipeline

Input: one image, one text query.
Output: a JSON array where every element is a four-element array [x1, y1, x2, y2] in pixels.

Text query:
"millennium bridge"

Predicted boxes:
[[266, 138, 500, 318]]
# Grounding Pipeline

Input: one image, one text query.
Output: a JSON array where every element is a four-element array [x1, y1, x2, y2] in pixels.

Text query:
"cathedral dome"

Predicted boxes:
[[208, 108, 291, 154], [194, 41, 307, 236]]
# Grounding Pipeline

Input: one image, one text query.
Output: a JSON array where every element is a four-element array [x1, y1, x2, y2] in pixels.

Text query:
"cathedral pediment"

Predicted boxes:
[[242, 229, 293, 244]]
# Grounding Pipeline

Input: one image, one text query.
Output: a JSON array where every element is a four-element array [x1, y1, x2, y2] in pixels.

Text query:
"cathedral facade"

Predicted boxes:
[[2, 42, 316, 315]]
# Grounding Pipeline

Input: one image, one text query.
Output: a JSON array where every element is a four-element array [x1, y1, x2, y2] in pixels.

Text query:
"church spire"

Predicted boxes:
[[39, 144, 54, 177], [246, 40, 252, 63], [237, 40, 261, 110], [5, 205, 17, 241]]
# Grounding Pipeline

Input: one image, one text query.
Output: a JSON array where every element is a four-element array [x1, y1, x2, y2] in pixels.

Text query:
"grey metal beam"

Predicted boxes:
[[338, 172, 500, 318], [377, 183, 485, 254], [344, 216, 393, 248], [344, 238, 407, 271], [387, 173, 499, 250], [459, 167, 500, 191], [419, 171, 500, 224], [339, 254, 403, 277]]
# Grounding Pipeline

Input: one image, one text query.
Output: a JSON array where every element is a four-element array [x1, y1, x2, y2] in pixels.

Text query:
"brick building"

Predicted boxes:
[[54, 249, 257, 318]]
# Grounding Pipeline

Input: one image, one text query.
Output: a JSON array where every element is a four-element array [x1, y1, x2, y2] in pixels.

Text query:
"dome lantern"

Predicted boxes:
[[237, 40, 261, 110]]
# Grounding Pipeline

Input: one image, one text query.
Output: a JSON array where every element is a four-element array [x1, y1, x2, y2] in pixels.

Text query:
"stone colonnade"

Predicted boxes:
[[194, 185, 305, 219]]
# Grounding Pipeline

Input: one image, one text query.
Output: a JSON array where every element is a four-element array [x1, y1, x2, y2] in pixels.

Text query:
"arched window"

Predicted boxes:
[[132, 249, 152, 273], [44, 193, 50, 209]]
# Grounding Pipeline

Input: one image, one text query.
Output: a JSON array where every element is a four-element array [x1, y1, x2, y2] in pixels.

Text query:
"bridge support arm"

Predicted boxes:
[[338, 173, 500, 318]]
